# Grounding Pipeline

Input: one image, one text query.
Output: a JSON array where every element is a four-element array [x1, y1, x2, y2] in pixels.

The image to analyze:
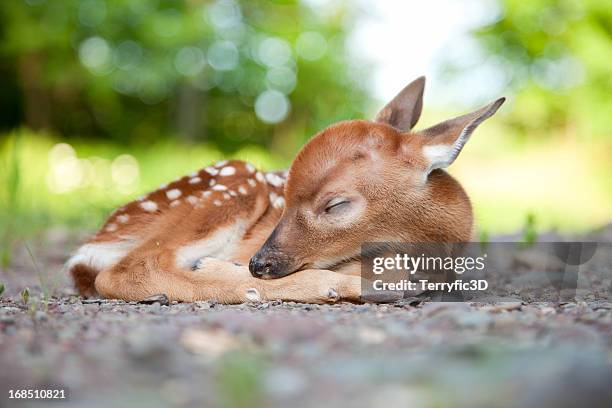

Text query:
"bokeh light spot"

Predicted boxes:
[[296, 31, 328, 60], [114, 40, 143, 70], [78, 36, 113, 75], [255, 90, 290, 124], [207, 0, 242, 30], [46, 144, 83, 194], [207, 41, 239, 71], [258, 37, 292, 67], [266, 67, 296, 94], [111, 154, 140, 193], [175, 46, 207, 77]]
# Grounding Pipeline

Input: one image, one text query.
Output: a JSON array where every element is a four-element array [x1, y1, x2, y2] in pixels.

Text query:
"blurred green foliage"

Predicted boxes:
[[0, 0, 370, 154], [0, 0, 610, 241], [473, 0, 612, 138]]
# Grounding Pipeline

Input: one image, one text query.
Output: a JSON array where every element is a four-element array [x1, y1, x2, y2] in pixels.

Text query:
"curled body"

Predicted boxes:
[[66, 77, 504, 303]]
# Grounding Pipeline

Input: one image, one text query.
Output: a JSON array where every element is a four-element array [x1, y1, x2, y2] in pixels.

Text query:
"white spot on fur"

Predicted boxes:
[[189, 176, 201, 184], [229, 190, 237, 197], [265, 172, 284, 188], [166, 188, 182, 200], [213, 199, 222, 206], [215, 160, 228, 167], [140, 200, 158, 212], [255, 172, 265, 183], [269, 192, 285, 209], [247, 179, 256, 187], [328, 288, 339, 300], [219, 166, 236, 176], [117, 214, 129, 223], [245, 288, 261, 302], [66, 239, 137, 273], [209, 179, 217, 187], [273, 196, 285, 209], [174, 220, 248, 268], [212, 184, 227, 191], [205, 167, 219, 176], [170, 200, 181, 208], [105, 223, 118, 232], [245, 163, 256, 173], [202, 191, 212, 198], [186, 195, 198, 205], [223, 193, 230, 200], [238, 186, 247, 195]]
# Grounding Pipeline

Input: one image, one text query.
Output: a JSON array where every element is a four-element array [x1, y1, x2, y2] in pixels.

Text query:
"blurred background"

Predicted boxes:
[[1, 0, 611, 256]]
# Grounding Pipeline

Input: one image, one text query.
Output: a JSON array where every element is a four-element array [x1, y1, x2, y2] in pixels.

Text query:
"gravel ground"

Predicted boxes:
[[1, 227, 611, 408]]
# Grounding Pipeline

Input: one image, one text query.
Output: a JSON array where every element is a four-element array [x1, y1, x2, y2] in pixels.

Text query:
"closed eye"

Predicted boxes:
[[325, 198, 350, 214]]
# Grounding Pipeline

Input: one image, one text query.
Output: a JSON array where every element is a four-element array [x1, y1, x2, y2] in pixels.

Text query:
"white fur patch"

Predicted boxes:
[[175, 220, 247, 267], [247, 179, 256, 187], [238, 186, 247, 195], [265, 173, 284, 188], [140, 200, 158, 212], [423, 144, 453, 171], [186, 195, 198, 205], [117, 214, 129, 223], [245, 288, 261, 302], [209, 179, 216, 187], [255, 172, 265, 183], [205, 167, 219, 176], [66, 239, 137, 273], [212, 184, 227, 191], [245, 163, 256, 173], [189, 176, 201, 184], [166, 188, 182, 200], [269, 192, 285, 209], [202, 191, 212, 198], [273, 196, 285, 209], [223, 193, 230, 200], [213, 199, 222, 206], [105, 223, 118, 232], [219, 166, 236, 176], [170, 200, 181, 208]]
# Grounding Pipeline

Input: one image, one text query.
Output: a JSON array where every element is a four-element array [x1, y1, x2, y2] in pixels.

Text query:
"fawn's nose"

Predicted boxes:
[[248, 256, 274, 278]]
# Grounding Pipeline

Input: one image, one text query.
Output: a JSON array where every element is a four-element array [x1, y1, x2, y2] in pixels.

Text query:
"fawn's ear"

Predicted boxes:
[[375, 76, 426, 131], [419, 97, 505, 174]]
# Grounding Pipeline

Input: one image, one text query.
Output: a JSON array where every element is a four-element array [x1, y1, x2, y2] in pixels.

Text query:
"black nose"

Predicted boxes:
[[249, 256, 273, 278]]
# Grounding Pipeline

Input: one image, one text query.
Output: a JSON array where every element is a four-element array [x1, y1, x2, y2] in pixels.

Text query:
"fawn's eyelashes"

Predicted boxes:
[[324, 197, 350, 214]]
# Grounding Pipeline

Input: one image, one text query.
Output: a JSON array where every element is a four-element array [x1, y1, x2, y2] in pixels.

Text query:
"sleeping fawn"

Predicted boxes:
[[66, 77, 504, 303]]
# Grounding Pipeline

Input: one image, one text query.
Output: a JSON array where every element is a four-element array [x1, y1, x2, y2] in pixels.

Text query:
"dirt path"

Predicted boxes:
[[1, 227, 611, 408]]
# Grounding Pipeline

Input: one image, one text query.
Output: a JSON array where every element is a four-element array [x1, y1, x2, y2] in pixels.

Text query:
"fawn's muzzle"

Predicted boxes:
[[249, 245, 294, 279]]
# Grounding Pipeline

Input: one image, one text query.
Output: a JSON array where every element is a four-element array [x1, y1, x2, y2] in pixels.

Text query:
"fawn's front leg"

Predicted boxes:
[[94, 248, 362, 303], [192, 257, 362, 303]]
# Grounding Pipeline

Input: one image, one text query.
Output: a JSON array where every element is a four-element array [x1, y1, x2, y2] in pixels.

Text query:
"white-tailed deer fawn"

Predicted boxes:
[[66, 77, 504, 303]]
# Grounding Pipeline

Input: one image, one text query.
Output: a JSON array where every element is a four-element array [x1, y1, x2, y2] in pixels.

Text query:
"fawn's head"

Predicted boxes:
[[250, 77, 504, 279]]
